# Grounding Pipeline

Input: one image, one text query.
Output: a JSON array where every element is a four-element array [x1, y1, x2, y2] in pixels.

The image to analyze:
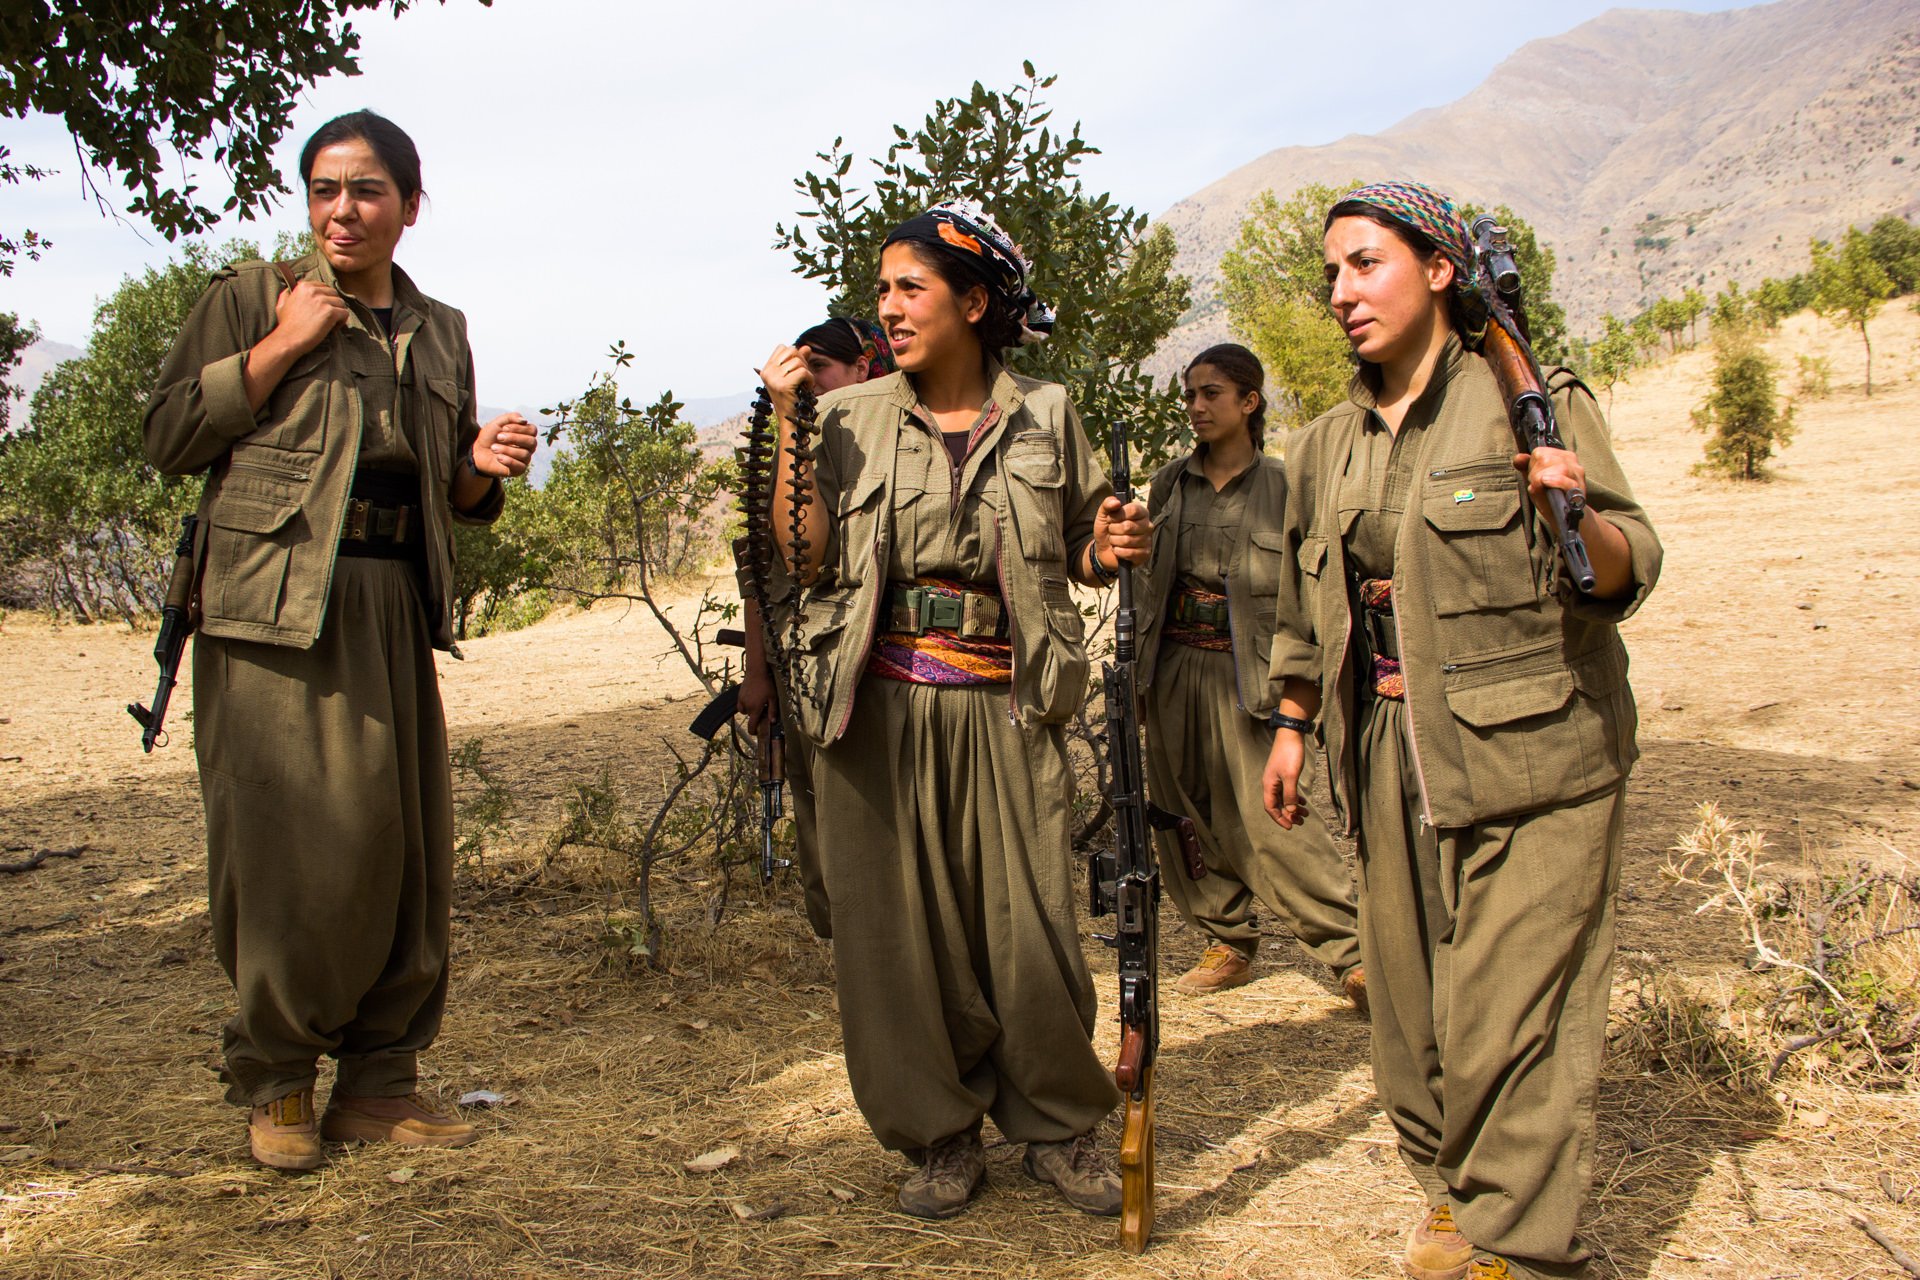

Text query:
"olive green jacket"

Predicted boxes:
[[1270, 339, 1663, 829], [143, 253, 503, 651], [1138, 450, 1291, 717], [792, 365, 1108, 745]]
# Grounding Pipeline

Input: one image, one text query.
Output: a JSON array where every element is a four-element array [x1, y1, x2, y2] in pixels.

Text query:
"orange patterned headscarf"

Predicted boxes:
[[882, 200, 1055, 346]]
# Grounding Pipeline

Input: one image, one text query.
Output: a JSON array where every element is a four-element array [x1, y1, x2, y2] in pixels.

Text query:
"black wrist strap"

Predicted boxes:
[[1268, 712, 1314, 735]]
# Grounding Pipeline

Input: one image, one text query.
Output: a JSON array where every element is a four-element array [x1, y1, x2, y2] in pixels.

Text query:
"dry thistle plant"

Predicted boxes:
[[1662, 802, 1920, 1085]]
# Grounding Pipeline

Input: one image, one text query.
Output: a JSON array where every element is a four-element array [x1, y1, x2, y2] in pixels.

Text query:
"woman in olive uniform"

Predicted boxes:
[[144, 111, 537, 1171], [1261, 182, 1660, 1280], [760, 201, 1150, 1221], [1137, 343, 1364, 1003], [740, 318, 896, 940]]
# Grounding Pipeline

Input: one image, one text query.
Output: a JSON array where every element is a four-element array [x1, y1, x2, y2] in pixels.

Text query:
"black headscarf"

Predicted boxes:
[[881, 200, 1055, 345]]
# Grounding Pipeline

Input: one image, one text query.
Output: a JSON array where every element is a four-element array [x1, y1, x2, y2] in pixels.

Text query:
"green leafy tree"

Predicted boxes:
[[1809, 228, 1896, 395], [1692, 329, 1795, 480], [1648, 296, 1689, 355], [772, 65, 1190, 463], [1588, 314, 1638, 413], [1711, 281, 1751, 335], [0, 1, 489, 272], [0, 310, 36, 432], [1862, 215, 1920, 295], [1630, 310, 1661, 358], [1681, 286, 1708, 347]]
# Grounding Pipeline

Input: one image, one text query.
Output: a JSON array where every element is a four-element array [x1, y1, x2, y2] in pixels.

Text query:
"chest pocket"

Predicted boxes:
[[1420, 456, 1538, 616], [1001, 429, 1066, 563], [255, 344, 331, 454]]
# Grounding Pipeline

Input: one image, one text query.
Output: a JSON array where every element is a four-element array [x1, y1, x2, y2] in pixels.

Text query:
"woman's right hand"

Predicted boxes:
[[271, 281, 351, 358], [759, 343, 814, 406], [1262, 728, 1308, 829]]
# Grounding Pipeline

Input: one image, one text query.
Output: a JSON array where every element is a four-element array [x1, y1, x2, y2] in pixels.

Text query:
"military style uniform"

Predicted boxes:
[[144, 252, 502, 1108], [1270, 338, 1660, 1278], [793, 363, 1121, 1152], [1137, 450, 1360, 976]]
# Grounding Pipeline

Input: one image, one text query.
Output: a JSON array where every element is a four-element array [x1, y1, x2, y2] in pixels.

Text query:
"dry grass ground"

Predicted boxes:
[[3, 308, 1918, 1278]]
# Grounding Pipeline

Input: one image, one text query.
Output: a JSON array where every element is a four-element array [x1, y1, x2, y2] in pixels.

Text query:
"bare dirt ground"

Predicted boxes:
[[3, 310, 1918, 1278]]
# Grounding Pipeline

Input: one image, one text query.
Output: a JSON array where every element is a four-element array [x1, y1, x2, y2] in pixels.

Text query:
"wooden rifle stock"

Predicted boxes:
[[1119, 1061, 1155, 1254]]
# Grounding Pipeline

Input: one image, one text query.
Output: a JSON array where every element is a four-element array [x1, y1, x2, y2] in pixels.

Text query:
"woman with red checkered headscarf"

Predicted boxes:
[[1259, 182, 1663, 1280]]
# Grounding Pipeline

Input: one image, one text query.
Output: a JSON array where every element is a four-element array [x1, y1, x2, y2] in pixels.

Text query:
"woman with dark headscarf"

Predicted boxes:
[[1135, 342, 1365, 1005], [1261, 181, 1660, 1280], [759, 200, 1150, 1220]]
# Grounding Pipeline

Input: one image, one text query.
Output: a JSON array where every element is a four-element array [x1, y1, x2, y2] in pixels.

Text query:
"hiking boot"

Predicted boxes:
[[1174, 943, 1253, 995], [897, 1129, 986, 1219], [1341, 965, 1371, 1016], [321, 1092, 478, 1148], [1403, 1203, 1473, 1280], [1466, 1258, 1515, 1279], [1023, 1131, 1122, 1216], [249, 1086, 323, 1171]]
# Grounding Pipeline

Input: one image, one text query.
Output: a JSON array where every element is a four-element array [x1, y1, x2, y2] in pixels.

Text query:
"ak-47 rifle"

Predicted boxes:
[[1088, 419, 1159, 1253], [1468, 215, 1598, 594], [127, 514, 199, 752]]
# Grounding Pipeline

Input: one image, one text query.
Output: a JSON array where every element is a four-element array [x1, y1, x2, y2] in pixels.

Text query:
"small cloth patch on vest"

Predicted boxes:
[[1452, 489, 1476, 504]]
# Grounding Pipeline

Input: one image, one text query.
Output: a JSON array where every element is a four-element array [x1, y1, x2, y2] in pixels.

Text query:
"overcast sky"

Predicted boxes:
[[6, 0, 1762, 408]]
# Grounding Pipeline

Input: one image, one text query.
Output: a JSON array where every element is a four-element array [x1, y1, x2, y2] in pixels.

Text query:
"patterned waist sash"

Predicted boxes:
[[868, 578, 1014, 685], [1357, 578, 1404, 701], [1165, 585, 1234, 652]]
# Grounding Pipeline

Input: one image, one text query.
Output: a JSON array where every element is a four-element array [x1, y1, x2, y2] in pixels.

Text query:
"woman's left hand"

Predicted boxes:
[[1093, 496, 1152, 569], [474, 413, 539, 478], [1513, 446, 1586, 523]]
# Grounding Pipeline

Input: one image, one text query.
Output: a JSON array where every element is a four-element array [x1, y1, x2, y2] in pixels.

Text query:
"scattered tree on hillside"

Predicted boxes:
[[1751, 276, 1802, 329], [1648, 296, 1690, 354], [0, 1, 490, 272], [1863, 215, 1920, 295], [1691, 328, 1795, 480], [1630, 310, 1661, 358], [1682, 286, 1708, 346], [1589, 314, 1638, 413], [0, 311, 35, 432], [1809, 228, 1895, 395], [773, 65, 1189, 463], [1221, 186, 1567, 428], [1711, 281, 1750, 335]]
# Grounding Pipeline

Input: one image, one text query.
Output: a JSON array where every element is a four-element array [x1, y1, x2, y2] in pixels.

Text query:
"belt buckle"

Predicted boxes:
[[888, 588, 926, 636], [960, 592, 1002, 639], [343, 498, 370, 541]]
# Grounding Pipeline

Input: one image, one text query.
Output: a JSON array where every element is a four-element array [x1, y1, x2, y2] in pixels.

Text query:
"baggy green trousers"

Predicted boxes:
[[812, 677, 1121, 1151], [193, 558, 454, 1107], [1146, 641, 1360, 975], [1358, 695, 1623, 1278]]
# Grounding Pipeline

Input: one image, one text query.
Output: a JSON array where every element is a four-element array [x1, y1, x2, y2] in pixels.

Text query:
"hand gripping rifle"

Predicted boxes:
[[127, 514, 199, 752], [1467, 215, 1597, 593], [1087, 420, 1159, 1253]]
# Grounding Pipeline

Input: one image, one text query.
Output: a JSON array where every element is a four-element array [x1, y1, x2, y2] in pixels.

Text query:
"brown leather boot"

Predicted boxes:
[[897, 1129, 986, 1219], [1023, 1132, 1122, 1216], [249, 1086, 323, 1171], [1341, 965, 1371, 1016], [321, 1093, 478, 1148], [1403, 1203, 1473, 1280], [1174, 943, 1254, 995]]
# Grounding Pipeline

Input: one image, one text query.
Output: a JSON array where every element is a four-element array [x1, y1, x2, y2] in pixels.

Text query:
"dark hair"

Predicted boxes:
[[1324, 198, 1473, 339], [299, 110, 423, 202], [1184, 342, 1268, 448], [794, 318, 865, 363], [895, 241, 1023, 354]]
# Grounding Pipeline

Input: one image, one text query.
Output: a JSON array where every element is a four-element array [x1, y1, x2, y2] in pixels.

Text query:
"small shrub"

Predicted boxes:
[[1796, 355, 1833, 400]]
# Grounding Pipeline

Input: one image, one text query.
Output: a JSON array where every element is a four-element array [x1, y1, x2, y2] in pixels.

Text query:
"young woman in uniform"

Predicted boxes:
[[1136, 343, 1365, 1005], [144, 111, 537, 1171], [740, 318, 895, 940], [759, 201, 1150, 1220], [1261, 181, 1660, 1280]]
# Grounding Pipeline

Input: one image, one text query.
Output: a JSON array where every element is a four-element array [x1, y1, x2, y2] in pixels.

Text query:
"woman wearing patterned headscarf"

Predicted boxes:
[[1259, 181, 1661, 1280], [758, 200, 1150, 1221]]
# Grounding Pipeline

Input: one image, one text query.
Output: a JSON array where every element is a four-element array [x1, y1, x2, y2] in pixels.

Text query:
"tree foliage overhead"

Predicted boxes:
[[0, 1, 487, 272], [1220, 184, 1568, 431], [772, 65, 1190, 463]]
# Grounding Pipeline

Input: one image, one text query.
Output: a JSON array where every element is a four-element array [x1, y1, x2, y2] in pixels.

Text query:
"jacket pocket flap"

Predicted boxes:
[[1004, 432, 1064, 487], [835, 470, 886, 517], [427, 376, 462, 405], [1446, 669, 1573, 727], [1251, 528, 1287, 552], [210, 493, 302, 536], [1424, 484, 1520, 533]]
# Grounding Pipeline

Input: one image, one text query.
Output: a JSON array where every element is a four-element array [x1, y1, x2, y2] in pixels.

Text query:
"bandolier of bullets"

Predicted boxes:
[[736, 385, 821, 712], [782, 385, 819, 710]]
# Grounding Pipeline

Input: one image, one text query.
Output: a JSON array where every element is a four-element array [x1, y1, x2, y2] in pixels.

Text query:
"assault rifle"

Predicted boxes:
[[127, 514, 198, 752], [1088, 419, 1159, 1253], [1468, 215, 1598, 593], [689, 621, 789, 885]]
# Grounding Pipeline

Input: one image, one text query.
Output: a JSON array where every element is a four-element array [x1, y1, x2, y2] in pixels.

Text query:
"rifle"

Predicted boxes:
[[689, 623, 789, 885], [1467, 215, 1598, 594], [127, 514, 199, 752], [1088, 420, 1159, 1253]]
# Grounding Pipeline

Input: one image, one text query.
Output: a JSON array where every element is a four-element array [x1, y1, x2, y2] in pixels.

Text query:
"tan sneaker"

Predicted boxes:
[[321, 1092, 478, 1148], [249, 1086, 324, 1171], [1174, 943, 1253, 995], [1341, 965, 1371, 1016], [1466, 1258, 1515, 1280], [1023, 1132, 1122, 1216], [897, 1129, 986, 1219], [1403, 1203, 1473, 1280]]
